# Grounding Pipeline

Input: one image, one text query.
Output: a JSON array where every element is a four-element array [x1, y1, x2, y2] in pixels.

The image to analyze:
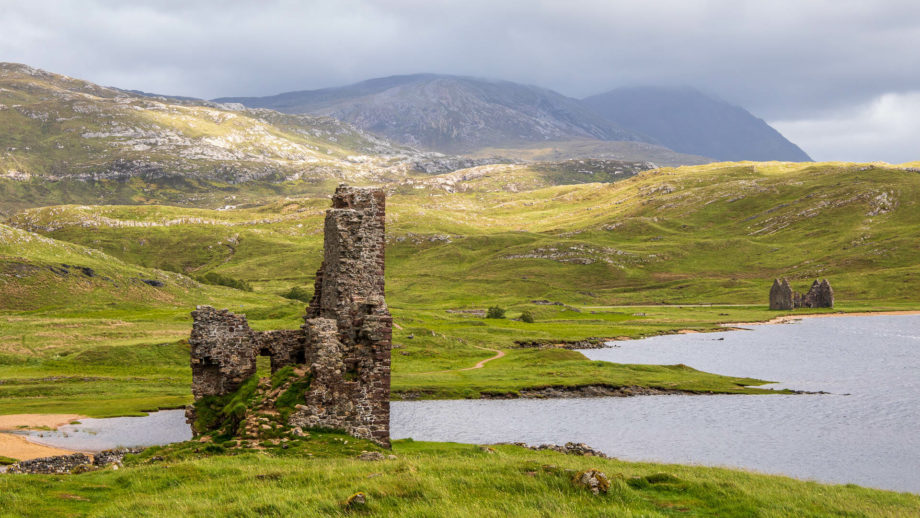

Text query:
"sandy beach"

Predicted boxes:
[[0, 414, 85, 461]]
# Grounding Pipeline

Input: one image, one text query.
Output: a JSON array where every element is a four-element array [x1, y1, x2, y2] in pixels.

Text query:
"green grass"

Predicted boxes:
[[0, 437, 917, 517], [2, 161, 920, 414], [15, 161, 920, 308]]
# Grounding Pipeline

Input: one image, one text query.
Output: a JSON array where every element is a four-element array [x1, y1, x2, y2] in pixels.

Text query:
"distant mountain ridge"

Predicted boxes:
[[217, 74, 811, 162], [582, 86, 812, 162], [216, 74, 646, 154]]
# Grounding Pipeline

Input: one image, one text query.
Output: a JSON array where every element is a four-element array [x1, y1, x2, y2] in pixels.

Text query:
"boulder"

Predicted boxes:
[[572, 469, 610, 495]]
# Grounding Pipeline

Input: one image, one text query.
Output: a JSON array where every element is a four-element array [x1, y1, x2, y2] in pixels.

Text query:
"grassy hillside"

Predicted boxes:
[[0, 218, 783, 416], [14, 161, 919, 306], [2, 160, 919, 514], [2, 160, 918, 414], [0, 221, 306, 415]]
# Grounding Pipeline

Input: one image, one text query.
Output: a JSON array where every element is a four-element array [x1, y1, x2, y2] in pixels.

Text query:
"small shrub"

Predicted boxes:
[[520, 311, 535, 323], [486, 306, 506, 319], [282, 286, 312, 303]]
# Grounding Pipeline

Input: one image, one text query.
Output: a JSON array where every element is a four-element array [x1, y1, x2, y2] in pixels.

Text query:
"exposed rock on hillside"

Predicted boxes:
[[0, 63, 500, 196]]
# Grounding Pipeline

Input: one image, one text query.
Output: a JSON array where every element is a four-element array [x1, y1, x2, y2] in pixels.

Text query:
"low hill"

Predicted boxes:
[[583, 86, 812, 162]]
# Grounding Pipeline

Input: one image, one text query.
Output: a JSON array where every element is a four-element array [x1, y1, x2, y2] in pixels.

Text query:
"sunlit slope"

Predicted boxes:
[[0, 63, 425, 212], [0, 222, 298, 313], [9, 161, 920, 306]]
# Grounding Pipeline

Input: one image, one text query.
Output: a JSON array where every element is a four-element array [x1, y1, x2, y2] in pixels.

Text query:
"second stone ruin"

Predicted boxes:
[[769, 278, 834, 310]]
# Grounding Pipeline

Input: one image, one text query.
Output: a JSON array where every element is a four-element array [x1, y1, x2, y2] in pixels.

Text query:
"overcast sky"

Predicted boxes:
[[1, 0, 918, 162]]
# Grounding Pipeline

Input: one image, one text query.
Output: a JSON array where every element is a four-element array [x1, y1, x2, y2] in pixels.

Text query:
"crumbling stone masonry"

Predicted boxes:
[[186, 185, 391, 446], [769, 278, 795, 310], [769, 278, 834, 310]]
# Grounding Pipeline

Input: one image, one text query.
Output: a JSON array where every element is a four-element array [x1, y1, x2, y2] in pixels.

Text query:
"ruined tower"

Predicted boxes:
[[292, 186, 392, 446], [186, 185, 392, 446]]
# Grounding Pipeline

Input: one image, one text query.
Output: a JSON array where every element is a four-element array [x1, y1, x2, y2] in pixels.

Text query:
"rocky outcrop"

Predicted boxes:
[[187, 185, 392, 447], [770, 278, 834, 310], [572, 469, 611, 495], [505, 442, 609, 458]]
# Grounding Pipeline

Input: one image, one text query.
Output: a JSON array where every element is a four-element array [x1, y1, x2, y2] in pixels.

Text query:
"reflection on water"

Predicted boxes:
[[392, 315, 920, 493]]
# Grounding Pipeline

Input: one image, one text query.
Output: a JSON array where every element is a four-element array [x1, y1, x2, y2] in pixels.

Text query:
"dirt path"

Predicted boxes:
[[459, 346, 505, 371], [412, 345, 506, 375], [0, 414, 85, 461]]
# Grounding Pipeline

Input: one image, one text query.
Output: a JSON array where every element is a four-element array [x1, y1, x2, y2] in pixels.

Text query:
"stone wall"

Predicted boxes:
[[254, 329, 306, 374], [769, 278, 834, 310], [188, 306, 259, 400], [187, 184, 391, 446], [6, 453, 91, 474], [803, 279, 834, 308]]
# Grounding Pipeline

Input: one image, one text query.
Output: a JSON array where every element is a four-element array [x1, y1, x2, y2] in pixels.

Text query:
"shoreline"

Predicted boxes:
[[0, 414, 85, 461]]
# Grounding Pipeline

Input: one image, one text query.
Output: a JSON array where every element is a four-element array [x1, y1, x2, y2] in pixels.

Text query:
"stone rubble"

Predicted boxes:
[[2, 447, 146, 475], [502, 441, 609, 458]]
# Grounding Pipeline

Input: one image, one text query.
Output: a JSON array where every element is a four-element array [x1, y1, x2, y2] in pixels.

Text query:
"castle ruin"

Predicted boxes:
[[186, 185, 392, 446], [769, 278, 834, 310]]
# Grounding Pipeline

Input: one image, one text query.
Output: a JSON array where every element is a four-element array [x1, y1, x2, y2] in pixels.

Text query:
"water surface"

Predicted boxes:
[[17, 315, 919, 493], [20, 409, 191, 451], [392, 315, 920, 493]]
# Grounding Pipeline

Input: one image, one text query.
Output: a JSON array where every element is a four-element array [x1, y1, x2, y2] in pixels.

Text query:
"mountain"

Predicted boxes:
[[216, 75, 811, 162], [215, 74, 647, 154], [582, 86, 812, 162], [0, 63, 409, 182], [0, 63, 512, 212]]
